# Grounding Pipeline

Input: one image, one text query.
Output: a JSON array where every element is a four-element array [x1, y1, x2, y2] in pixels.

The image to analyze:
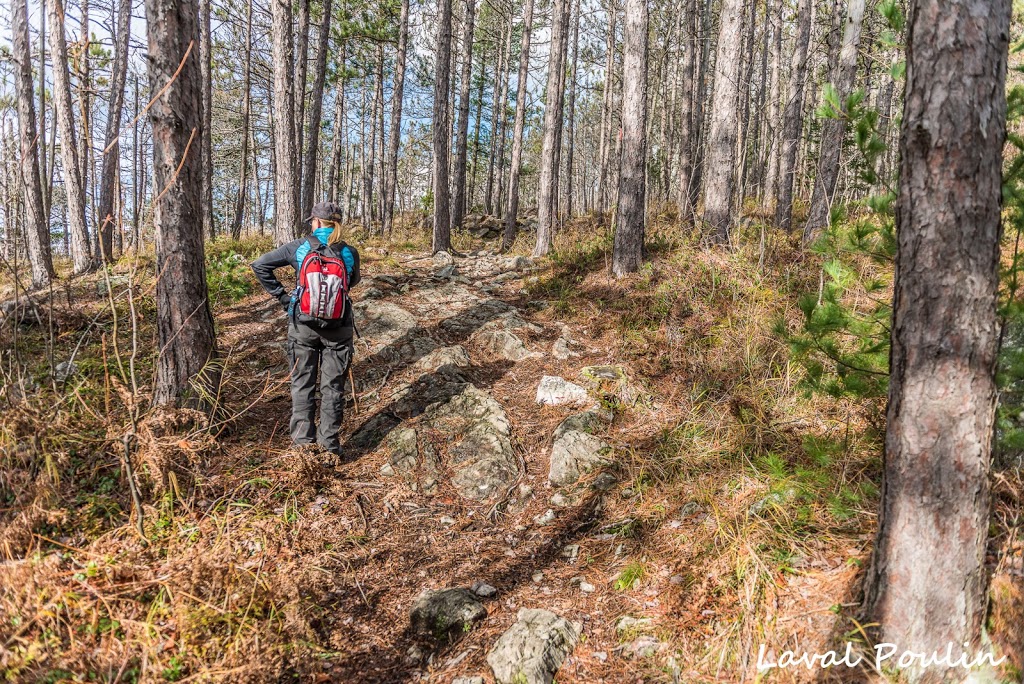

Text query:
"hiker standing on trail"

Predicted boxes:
[[251, 202, 361, 460]]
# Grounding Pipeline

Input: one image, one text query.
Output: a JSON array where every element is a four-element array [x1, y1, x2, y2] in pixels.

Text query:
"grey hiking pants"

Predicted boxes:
[[287, 321, 354, 455]]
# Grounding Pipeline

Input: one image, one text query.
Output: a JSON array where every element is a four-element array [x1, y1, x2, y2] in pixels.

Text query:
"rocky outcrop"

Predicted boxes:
[[486, 608, 581, 684], [535, 376, 590, 406], [409, 588, 487, 642], [548, 410, 612, 486]]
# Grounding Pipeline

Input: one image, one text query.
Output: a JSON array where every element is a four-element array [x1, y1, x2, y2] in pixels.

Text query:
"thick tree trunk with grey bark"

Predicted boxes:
[[300, 0, 333, 223], [231, 0, 253, 241], [701, 0, 743, 243], [676, 0, 697, 221], [199, 0, 214, 240], [534, 0, 568, 257], [863, 1, 1010, 680], [271, 0, 299, 245], [597, 0, 616, 216], [803, 0, 866, 244], [97, 0, 131, 261], [451, 0, 477, 232], [763, 0, 783, 206], [612, 0, 648, 275], [13, 0, 55, 287], [774, 0, 811, 231], [432, 0, 454, 253], [145, 0, 220, 407], [47, 0, 92, 273], [501, 0, 535, 251], [294, 0, 310, 215], [383, 0, 409, 234], [565, 4, 580, 218]]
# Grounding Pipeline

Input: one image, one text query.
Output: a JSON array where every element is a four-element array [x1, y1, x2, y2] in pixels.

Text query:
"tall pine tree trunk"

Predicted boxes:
[[803, 0, 865, 243], [145, 0, 219, 406], [534, 0, 568, 257], [763, 0, 782, 206], [432, 0, 454, 253], [597, 0, 617, 216], [300, 0, 333, 222], [231, 0, 253, 241], [451, 0, 476, 231], [701, 0, 744, 243], [773, 0, 812, 230], [864, 0, 1010, 678], [501, 0, 535, 251], [611, 0, 648, 275], [484, 27, 508, 216], [47, 0, 92, 273], [199, 0, 214, 240], [13, 0, 55, 287], [564, 3, 580, 219], [383, 0, 409, 233], [294, 0, 310, 217], [271, 0, 298, 245], [676, 0, 697, 221], [97, 0, 131, 261]]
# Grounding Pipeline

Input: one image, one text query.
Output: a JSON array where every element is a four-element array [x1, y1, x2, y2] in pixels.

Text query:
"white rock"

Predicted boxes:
[[535, 376, 590, 406]]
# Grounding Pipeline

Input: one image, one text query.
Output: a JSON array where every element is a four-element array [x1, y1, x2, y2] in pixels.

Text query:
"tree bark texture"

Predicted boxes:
[[47, 0, 92, 272], [612, 0, 648, 275], [13, 0, 55, 287], [701, 0, 744, 243], [863, 2, 1010, 681], [145, 0, 220, 406]]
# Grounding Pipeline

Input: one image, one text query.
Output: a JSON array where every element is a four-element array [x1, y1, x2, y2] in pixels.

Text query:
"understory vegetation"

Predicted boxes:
[[3, 212, 1020, 682]]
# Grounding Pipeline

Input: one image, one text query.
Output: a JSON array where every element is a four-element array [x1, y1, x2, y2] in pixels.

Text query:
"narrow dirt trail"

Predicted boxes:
[[210, 249, 660, 682]]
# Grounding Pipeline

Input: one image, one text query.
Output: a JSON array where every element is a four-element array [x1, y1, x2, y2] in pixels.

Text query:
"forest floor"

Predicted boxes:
[[1, 219, 1021, 683]]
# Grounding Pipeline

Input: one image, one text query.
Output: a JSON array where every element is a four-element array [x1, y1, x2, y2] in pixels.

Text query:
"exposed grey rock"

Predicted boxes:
[[436, 264, 457, 278], [548, 411, 612, 487], [579, 365, 649, 407], [54, 360, 79, 382], [502, 255, 532, 272], [399, 335, 440, 361], [359, 287, 386, 299], [379, 427, 440, 494], [472, 581, 497, 598], [474, 327, 535, 362], [351, 301, 420, 349], [615, 615, 653, 633], [549, 491, 570, 507], [551, 337, 577, 360], [579, 581, 596, 593], [535, 376, 590, 406], [486, 608, 581, 684], [591, 472, 618, 491], [433, 251, 455, 267], [452, 677, 485, 684], [533, 509, 556, 526], [410, 588, 487, 641], [440, 299, 514, 336], [415, 345, 472, 371], [425, 385, 519, 500]]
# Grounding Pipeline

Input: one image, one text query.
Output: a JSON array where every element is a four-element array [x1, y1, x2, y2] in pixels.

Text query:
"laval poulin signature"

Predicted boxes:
[[757, 642, 1007, 672]]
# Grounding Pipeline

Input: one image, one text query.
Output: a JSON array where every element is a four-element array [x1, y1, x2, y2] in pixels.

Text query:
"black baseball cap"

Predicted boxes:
[[307, 201, 343, 222]]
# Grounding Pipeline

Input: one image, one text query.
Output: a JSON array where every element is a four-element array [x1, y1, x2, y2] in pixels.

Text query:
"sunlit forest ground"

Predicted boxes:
[[1, 212, 1021, 683]]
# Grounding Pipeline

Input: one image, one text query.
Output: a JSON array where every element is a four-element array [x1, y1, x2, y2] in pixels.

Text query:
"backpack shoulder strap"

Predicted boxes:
[[307, 234, 323, 251]]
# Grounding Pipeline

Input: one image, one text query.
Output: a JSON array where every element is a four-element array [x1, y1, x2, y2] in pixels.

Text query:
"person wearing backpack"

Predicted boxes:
[[251, 202, 361, 460]]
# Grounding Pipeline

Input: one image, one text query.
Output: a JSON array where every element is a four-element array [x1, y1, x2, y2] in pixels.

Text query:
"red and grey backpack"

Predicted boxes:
[[294, 235, 350, 322]]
